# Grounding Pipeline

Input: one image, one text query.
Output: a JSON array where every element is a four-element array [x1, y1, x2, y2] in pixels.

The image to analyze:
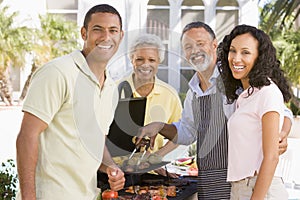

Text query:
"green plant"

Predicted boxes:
[[0, 5, 33, 104], [179, 92, 186, 105], [188, 142, 197, 157], [291, 98, 300, 116], [259, 0, 300, 86], [0, 159, 18, 200]]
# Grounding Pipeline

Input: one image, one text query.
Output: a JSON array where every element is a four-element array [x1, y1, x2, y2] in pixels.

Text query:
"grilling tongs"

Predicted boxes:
[[128, 138, 150, 165]]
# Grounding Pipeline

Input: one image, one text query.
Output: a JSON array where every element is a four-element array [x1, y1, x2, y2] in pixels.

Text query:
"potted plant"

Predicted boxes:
[[0, 159, 18, 199]]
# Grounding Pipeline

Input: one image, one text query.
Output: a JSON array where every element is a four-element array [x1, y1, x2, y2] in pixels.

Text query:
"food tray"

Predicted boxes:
[[123, 161, 169, 174]]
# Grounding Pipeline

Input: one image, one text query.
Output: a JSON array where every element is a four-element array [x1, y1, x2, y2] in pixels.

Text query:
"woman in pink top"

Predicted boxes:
[[219, 25, 292, 199]]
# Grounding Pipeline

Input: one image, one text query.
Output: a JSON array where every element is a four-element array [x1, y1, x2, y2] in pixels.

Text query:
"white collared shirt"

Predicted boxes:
[[174, 66, 235, 145]]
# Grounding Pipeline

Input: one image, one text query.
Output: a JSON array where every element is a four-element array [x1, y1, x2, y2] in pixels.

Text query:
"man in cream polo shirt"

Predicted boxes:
[[16, 4, 125, 200]]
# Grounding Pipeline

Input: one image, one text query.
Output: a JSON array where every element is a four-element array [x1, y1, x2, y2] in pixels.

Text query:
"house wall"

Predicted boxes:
[[2, 0, 259, 98]]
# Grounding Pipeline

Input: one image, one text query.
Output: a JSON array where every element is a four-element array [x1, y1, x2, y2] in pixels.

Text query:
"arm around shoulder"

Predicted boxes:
[[279, 113, 293, 155], [282, 105, 293, 136]]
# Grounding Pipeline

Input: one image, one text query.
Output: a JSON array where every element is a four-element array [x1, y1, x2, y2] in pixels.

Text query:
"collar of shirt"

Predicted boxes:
[[126, 73, 161, 98], [238, 78, 274, 98], [188, 65, 220, 97], [71, 50, 115, 88]]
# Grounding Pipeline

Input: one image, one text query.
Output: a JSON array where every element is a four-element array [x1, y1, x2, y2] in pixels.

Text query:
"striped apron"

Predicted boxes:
[[192, 90, 231, 199]]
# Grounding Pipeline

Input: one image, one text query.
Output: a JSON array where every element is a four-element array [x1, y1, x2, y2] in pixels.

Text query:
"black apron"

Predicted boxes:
[[192, 89, 231, 199]]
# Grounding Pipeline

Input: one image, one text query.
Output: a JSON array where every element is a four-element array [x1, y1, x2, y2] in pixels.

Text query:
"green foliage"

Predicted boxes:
[[0, 6, 33, 71], [33, 14, 81, 66], [260, 0, 300, 34], [0, 159, 18, 200], [179, 92, 186, 105], [273, 29, 300, 84], [188, 142, 197, 157], [0, 5, 81, 70], [259, 0, 300, 85], [291, 99, 300, 115], [0, 4, 81, 103], [39, 14, 80, 56]]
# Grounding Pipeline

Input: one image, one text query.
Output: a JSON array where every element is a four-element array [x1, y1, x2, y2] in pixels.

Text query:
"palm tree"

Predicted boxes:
[[259, 0, 300, 84], [33, 14, 81, 66], [0, 5, 33, 105], [273, 29, 300, 84], [260, 0, 299, 34], [19, 14, 81, 102], [260, 0, 300, 114]]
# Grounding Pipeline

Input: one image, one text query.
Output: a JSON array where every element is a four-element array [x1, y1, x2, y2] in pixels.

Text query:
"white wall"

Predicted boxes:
[[3, 0, 260, 93]]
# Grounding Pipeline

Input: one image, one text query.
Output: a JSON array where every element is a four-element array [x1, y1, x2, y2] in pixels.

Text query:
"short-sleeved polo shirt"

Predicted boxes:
[[122, 74, 183, 152], [227, 82, 284, 182], [19, 50, 118, 199]]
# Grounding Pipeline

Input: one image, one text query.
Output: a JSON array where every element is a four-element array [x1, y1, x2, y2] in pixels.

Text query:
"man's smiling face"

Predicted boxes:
[[81, 12, 123, 63]]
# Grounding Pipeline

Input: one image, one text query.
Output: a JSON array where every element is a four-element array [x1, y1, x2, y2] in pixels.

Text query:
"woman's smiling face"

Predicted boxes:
[[131, 46, 160, 83], [228, 33, 259, 89]]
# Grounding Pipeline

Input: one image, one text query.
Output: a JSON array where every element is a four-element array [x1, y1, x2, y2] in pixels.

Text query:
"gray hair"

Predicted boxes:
[[181, 21, 216, 41], [129, 33, 165, 63]]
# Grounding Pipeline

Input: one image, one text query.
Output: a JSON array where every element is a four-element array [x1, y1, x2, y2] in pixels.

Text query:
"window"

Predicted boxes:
[[216, 0, 238, 42], [46, 0, 78, 22], [147, 0, 170, 69], [47, 0, 78, 9], [181, 0, 204, 29], [179, 0, 205, 93]]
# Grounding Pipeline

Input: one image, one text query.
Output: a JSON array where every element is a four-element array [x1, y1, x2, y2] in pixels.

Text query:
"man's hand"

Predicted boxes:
[[278, 116, 292, 155], [279, 131, 288, 155], [106, 167, 125, 191], [136, 122, 165, 149]]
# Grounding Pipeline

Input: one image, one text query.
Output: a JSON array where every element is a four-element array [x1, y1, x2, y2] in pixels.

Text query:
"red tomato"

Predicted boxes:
[[102, 189, 118, 199], [152, 196, 167, 200], [152, 196, 162, 200]]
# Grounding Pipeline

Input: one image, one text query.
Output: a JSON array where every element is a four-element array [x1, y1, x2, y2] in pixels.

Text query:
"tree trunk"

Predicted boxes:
[[18, 63, 38, 102], [0, 70, 13, 106]]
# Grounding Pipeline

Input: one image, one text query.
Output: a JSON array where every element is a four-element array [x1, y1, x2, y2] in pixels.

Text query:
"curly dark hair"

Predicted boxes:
[[218, 24, 292, 104]]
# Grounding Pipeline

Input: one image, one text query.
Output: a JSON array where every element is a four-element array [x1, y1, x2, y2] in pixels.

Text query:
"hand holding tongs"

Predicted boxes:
[[136, 140, 150, 165], [128, 138, 150, 161]]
